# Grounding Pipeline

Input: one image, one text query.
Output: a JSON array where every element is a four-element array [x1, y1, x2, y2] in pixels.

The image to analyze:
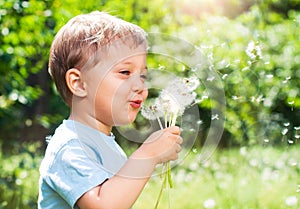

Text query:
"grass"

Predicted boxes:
[[0, 145, 299, 209], [134, 146, 300, 209]]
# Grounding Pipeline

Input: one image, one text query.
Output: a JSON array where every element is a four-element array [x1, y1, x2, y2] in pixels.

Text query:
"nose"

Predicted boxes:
[[132, 74, 147, 93]]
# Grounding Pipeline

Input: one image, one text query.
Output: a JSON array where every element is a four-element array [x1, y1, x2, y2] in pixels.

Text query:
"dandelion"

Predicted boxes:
[[246, 41, 262, 61], [203, 198, 216, 209], [141, 75, 200, 209], [240, 146, 247, 156], [285, 196, 298, 206], [141, 103, 163, 129]]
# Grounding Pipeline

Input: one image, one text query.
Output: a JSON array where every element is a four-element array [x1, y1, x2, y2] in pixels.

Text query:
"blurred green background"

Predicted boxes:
[[0, 0, 299, 208]]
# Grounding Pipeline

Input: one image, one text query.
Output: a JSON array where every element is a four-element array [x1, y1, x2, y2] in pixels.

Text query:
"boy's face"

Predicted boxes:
[[85, 46, 148, 127]]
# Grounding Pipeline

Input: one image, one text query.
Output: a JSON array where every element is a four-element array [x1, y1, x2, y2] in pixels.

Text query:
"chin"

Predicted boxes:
[[112, 114, 137, 126]]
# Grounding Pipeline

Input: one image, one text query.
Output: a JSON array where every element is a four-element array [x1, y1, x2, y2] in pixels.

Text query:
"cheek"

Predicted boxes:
[[143, 89, 149, 100], [94, 83, 129, 124]]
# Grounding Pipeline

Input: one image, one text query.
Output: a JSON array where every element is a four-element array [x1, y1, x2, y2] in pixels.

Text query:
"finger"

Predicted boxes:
[[176, 136, 183, 144], [176, 145, 182, 153], [165, 126, 180, 135]]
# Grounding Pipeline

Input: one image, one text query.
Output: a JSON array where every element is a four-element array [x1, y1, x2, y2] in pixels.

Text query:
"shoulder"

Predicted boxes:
[[39, 120, 99, 174]]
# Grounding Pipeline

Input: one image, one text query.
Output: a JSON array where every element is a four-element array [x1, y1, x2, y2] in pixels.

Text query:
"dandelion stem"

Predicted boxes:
[[170, 112, 177, 127], [167, 177, 171, 209], [164, 114, 168, 128], [153, 165, 168, 209], [167, 162, 173, 188], [156, 116, 163, 130]]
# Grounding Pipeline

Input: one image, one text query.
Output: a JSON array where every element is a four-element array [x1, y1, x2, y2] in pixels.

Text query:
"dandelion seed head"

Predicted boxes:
[[285, 196, 298, 206], [158, 76, 199, 116], [183, 76, 200, 91], [142, 76, 200, 124], [240, 146, 247, 156], [15, 179, 22, 185], [156, 90, 183, 116], [203, 198, 216, 209], [141, 104, 163, 120]]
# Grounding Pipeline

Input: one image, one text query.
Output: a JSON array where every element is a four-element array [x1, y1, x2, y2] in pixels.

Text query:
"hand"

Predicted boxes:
[[139, 126, 183, 164]]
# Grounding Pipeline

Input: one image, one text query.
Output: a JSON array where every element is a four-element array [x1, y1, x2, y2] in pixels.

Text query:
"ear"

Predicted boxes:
[[65, 68, 87, 97]]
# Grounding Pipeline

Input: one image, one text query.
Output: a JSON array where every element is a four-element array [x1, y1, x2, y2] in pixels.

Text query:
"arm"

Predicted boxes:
[[76, 126, 182, 209]]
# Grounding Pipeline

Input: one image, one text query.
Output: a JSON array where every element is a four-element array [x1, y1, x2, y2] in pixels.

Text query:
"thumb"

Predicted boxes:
[[164, 126, 180, 135]]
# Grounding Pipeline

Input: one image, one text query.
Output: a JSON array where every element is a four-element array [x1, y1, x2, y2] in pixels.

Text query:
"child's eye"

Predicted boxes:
[[120, 70, 130, 75], [140, 74, 147, 80]]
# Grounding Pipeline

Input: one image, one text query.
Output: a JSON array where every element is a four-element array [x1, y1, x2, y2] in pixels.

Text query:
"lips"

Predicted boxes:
[[130, 100, 142, 108]]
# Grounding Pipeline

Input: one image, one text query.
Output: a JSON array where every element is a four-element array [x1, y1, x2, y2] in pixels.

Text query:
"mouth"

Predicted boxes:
[[129, 100, 143, 108]]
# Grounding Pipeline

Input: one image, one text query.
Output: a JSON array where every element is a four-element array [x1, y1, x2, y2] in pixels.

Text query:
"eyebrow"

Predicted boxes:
[[119, 61, 148, 70]]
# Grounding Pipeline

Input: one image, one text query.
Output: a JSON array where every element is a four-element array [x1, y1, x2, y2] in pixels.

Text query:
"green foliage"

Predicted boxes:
[[173, 4, 300, 146], [0, 142, 42, 209], [0, 0, 56, 150], [0, 0, 299, 148]]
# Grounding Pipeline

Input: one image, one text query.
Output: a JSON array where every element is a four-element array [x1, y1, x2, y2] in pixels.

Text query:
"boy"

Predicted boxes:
[[38, 11, 182, 209]]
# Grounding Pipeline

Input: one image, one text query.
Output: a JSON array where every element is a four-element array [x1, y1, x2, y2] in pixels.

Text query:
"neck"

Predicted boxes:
[[69, 112, 112, 136]]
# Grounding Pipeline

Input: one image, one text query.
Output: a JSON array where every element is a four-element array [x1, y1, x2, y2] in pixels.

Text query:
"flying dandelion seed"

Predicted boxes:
[[196, 120, 203, 125], [158, 65, 166, 70], [282, 76, 291, 84], [222, 74, 228, 79], [288, 101, 295, 111], [232, 95, 239, 100], [207, 76, 215, 82], [212, 114, 219, 120], [281, 128, 288, 135]]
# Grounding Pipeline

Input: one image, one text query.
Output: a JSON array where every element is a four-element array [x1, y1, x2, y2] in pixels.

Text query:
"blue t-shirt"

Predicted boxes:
[[38, 120, 127, 209]]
